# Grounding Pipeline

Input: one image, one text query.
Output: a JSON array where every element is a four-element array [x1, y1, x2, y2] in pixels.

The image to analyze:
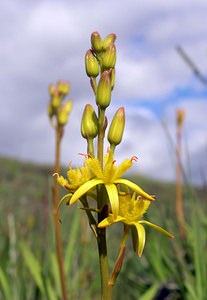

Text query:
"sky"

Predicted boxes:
[[1, 0, 207, 185]]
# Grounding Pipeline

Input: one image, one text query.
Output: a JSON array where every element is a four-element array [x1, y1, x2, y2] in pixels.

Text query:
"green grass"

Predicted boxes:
[[0, 156, 206, 299]]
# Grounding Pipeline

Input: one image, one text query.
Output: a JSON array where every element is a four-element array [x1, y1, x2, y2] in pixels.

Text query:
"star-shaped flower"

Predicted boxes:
[[98, 192, 174, 256], [68, 152, 154, 219]]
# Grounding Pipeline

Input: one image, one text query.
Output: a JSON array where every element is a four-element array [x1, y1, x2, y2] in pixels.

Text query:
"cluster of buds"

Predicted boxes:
[[48, 81, 72, 127], [82, 32, 125, 151]]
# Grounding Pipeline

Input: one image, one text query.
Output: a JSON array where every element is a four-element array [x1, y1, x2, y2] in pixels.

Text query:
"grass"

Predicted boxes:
[[0, 155, 206, 299]]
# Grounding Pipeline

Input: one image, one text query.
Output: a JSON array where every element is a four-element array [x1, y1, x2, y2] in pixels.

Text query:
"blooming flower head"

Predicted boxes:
[[56, 151, 154, 219], [98, 192, 174, 256], [69, 152, 154, 219]]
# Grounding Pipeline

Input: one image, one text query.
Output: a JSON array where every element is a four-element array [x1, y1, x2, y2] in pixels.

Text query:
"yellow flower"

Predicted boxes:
[[54, 162, 92, 193], [98, 192, 174, 256], [69, 152, 154, 219]]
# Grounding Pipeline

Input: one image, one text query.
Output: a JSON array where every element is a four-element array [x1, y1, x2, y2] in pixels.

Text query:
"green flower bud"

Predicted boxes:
[[57, 80, 64, 93], [58, 100, 72, 125], [85, 50, 99, 77], [52, 90, 61, 108], [102, 43, 116, 70], [103, 33, 116, 51], [96, 71, 111, 109], [91, 32, 103, 53], [108, 107, 125, 146], [62, 81, 70, 95], [81, 104, 98, 139], [48, 103, 55, 118], [64, 100, 73, 114], [49, 84, 57, 96], [109, 67, 115, 90]]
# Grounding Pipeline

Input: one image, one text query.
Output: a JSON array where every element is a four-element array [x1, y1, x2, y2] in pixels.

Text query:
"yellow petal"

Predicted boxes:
[[105, 184, 119, 219], [115, 179, 154, 201], [133, 223, 146, 257], [112, 159, 133, 180], [70, 179, 103, 205], [98, 214, 125, 228], [139, 220, 174, 238]]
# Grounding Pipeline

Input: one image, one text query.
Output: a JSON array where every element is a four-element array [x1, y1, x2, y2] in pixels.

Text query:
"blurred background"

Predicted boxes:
[[1, 1, 207, 299]]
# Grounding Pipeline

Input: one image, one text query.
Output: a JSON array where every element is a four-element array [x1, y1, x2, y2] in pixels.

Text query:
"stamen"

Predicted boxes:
[[78, 153, 91, 159], [131, 156, 138, 162], [53, 173, 59, 178], [112, 159, 117, 165]]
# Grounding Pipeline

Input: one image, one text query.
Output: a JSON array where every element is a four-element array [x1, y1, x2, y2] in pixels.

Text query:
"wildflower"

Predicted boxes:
[[69, 152, 154, 219], [98, 192, 174, 256], [54, 162, 92, 193]]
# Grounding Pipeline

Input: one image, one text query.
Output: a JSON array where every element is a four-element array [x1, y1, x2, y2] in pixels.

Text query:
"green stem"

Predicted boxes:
[[87, 138, 95, 157], [53, 127, 68, 300], [97, 107, 111, 300]]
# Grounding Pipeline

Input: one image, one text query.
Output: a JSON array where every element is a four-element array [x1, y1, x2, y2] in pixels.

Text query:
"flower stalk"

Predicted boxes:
[[48, 81, 72, 300], [176, 109, 186, 239]]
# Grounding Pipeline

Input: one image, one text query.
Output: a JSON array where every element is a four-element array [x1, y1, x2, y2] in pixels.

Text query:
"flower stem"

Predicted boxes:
[[53, 126, 68, 300], [97, 108, 111, 300]]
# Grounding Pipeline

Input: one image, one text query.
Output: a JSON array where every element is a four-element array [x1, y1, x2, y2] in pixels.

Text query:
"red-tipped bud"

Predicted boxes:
[[91, 32, 103, 53], [108, 107, 125, 146], [85, 49, 99, 77], [96, 71, 111, 109], [103, 33, 116, 51]]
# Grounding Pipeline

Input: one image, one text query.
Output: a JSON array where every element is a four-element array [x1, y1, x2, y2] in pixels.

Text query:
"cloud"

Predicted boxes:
[[0, 0, 207, 185]]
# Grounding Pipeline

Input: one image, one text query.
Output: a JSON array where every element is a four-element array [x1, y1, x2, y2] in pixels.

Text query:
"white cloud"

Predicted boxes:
[[0, 0, 207, 185]]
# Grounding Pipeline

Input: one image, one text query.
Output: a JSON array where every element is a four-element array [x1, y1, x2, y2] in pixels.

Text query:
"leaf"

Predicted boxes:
[[20, 242, 45, 294], [139, 283, 160, 300], [0, 267, 12, 300]]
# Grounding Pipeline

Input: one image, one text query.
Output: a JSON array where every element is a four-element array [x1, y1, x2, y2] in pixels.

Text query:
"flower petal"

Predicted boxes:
[[133, 222, 146, 257], [139, 220, 174, 238], [105, 184, 119, 219], [115, 179, 154, 201], [70, 179, 103, 205], [98, 214, 125, 228]]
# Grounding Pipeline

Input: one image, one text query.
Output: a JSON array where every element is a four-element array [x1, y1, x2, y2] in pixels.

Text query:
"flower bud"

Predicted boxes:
[[48, 103, 54, 118], [108, 107, 125, 146], [176, 109, 185, 127], [91, 32, 103, 53], [58, 100, 72, 125], [102, 43, 116, 70], [103, 33, 116, 51], [96, 71, 111, 109], [62, 81, 70, 95], [109, 68, 115, 90], [49, 84, 57, 97], [81, 104, 98, 139], [65, 100, 73, 114], [85, 50, 99, 77], [52, 90, 61, 108]]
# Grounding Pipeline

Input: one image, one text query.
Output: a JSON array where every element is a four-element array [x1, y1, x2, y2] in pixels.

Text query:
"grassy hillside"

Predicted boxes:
[[0, 156, 206, 299]]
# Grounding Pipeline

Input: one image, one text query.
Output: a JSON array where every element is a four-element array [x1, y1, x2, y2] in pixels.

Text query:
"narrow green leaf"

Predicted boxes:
[[139, 283, 160, 300], [0, 267, 12, 300], [20, 242, 45, 294]]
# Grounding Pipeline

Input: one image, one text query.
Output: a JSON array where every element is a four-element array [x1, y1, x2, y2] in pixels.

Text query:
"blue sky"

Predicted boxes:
[[0, 0, 207, 185]]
